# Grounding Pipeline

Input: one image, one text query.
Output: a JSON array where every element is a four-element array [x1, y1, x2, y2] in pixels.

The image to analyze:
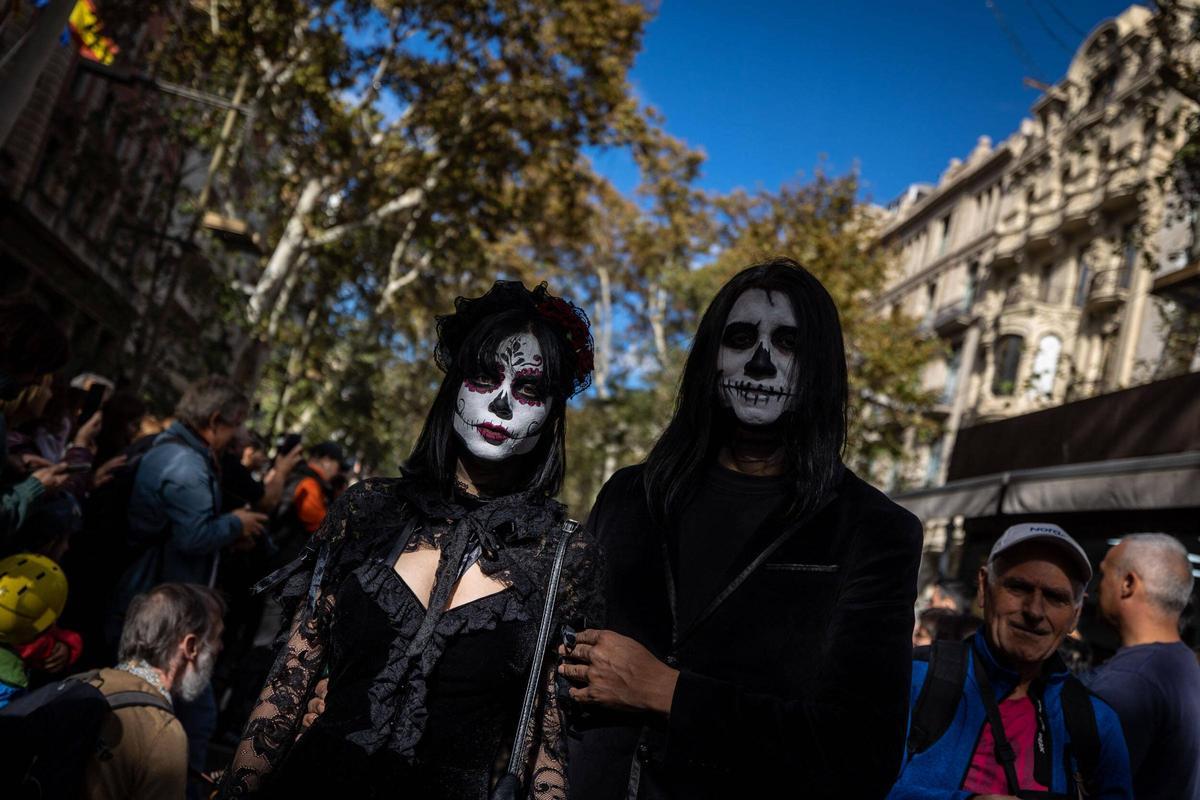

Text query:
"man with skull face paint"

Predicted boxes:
[[220, 281, 602, 800], [562, 258, 923, 799]]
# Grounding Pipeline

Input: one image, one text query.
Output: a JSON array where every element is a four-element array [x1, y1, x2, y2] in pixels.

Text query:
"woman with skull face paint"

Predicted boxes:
[[219, 281, 600, 800]]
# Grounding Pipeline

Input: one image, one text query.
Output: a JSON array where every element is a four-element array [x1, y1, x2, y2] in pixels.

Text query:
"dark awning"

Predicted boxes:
[[893, 451, 1200, 523], [948, 371, 1200, 481]]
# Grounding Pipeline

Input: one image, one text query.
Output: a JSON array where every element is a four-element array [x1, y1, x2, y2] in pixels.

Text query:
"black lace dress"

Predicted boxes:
[[218, 476, 601, 799]]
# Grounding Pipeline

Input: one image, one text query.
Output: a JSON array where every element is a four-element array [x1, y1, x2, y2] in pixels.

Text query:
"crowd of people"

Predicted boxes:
[[0, 300, 354, 797], [0, 256, 1198, 800]]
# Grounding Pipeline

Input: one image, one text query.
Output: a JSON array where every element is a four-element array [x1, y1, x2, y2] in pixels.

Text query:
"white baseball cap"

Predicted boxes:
[[987, 522, 1092, 585]]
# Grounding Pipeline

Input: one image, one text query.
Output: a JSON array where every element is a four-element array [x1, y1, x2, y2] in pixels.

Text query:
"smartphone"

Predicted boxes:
[[277, 432, 302, 457], [77, 384, 105, 429], [63, 463, 91, 474]]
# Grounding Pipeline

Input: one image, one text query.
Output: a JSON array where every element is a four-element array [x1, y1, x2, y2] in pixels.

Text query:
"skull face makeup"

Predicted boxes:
[[718, 288, 799, 426], [453, 332, 553, 461]]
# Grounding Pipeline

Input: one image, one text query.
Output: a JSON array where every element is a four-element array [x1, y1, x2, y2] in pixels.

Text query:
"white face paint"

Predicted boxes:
[[717, 288, 799, 426], [453, 332, 552, 461]]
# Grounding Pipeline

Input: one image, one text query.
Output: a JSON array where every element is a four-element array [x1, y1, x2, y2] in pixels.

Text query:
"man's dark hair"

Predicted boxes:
[[95, 391, 147, 464], [117, 583, 226, 670], [309, 441, 344, 463], [0, 301, 70, 376], [918, 608, 981, 642], [406, 309, 580, 497], [174, 376, 249, 431], [643, 257, 848, 524]]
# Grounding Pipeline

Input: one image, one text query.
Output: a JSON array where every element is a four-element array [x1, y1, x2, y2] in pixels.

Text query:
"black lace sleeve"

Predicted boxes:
[[217, 486, 358, 797], [557, 522, 605, 632], [524, 523, 604, 799], [527, 658, 567, 800]]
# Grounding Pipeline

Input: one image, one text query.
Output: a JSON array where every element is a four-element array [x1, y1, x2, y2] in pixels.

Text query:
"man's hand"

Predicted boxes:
[[303, 678, 329, 729], [31, 463, 71, 494], [72, 411, 103, 452], [557, 629, 679, 715], [232, 508, 268, 537], [93, 454, 127, 488], [19, 454, 52, 473], [276, 443, 304, 476], [44, 641, 70, 673], [231, 508, 268, 551]]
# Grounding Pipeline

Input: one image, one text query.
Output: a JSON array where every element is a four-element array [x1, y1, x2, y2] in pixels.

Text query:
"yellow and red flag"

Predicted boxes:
[[68, 0, 118, 65]]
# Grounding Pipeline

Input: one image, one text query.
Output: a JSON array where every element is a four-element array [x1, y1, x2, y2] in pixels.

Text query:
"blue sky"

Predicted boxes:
[[590, 0, 1141, 203]]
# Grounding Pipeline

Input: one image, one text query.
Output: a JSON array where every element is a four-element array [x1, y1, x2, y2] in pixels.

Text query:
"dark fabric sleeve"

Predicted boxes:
[[1088, 695, 1135, 799], [664, 505, 923, 795]]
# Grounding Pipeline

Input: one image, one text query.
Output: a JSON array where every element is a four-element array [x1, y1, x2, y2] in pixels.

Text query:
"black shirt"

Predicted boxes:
[[670, 465, 790, 629], [219, 452, 265, 512], [568, 463, 923, 800]]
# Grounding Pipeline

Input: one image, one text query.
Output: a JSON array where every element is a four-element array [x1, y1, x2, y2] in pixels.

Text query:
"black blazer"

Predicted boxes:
[[565, 464, 923, 799]]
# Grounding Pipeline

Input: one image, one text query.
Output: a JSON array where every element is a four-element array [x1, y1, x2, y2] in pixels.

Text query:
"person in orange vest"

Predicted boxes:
[[292, 442, 343, 535]]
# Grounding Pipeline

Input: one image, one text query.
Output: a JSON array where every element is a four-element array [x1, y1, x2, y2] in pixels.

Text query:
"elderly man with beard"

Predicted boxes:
[[83, 582, 225, 800], [559, 258, 924, 799], [888, 523, 1132, 799]]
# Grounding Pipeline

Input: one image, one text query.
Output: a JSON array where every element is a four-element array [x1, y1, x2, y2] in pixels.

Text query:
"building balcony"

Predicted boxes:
[[1027, 208, 1061, 250], [1151, 257, 1200, 309], [932, 298, 976, 337], [1086, 267, 1129, 310], [1062, 184, 1102, 230], [1002, 283, 1067, 307], [1101, 166, 1141, 209]]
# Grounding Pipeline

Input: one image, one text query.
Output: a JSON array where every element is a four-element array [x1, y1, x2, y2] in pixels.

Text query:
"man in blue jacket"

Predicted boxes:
[[889, 523, 1132, 799], [112, 375, 266, 796], [119, 376, 267, 596]]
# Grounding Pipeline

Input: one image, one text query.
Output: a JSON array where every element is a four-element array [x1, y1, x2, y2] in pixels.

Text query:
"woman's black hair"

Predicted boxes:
[[643, 257, 848, 524], [405, 281, 592, 498]]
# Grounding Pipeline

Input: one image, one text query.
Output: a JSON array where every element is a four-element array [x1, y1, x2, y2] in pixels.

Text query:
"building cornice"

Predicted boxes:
[[875, 231, 996, 308], [879, 148, 1012, 242]]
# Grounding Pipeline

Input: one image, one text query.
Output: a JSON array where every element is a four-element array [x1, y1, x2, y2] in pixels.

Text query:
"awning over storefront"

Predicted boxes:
[[890, 474, 1005, 521], [893, 451, 1200, 522]]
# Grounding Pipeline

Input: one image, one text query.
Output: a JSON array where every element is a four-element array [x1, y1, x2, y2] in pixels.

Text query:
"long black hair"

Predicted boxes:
[[405, 281, 593, 498], [643, 257, 848, 523]]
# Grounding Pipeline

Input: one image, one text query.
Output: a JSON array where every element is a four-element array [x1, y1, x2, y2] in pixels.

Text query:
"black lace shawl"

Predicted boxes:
[[218, 476, 602, 798]]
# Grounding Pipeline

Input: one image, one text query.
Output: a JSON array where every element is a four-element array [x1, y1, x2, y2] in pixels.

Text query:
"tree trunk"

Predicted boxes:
[[267, 301, 322, 438], [648, 280, 669, 365], [247, 174, 326, 326], [594, 265, 614, 399]]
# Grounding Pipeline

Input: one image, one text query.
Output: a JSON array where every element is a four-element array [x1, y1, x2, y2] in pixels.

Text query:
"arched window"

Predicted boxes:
[[992, 335, 1024, 397], [1029, 335, 1062, 398]]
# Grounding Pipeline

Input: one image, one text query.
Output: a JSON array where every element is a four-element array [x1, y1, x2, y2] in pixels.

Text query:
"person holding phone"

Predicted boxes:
[[0, 302, 73, 548]]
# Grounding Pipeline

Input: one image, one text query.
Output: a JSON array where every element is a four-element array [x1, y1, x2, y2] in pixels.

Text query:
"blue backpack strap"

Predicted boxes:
[[1060, 675, 1101, 797], [907, 638, 970, 756]]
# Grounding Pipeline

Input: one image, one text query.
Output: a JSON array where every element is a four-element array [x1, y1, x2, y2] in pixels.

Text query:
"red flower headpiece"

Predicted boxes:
[[536, 296, 595, 384], [435, 281, 594, 398]]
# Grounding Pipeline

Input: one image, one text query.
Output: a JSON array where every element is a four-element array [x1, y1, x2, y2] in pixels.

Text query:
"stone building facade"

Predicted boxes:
[[876, 4, 1200, 495], [0, 2, 255, 407]]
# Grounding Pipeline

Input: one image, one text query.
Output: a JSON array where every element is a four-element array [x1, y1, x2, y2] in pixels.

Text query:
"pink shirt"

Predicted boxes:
[[962, 695, 1050, 794]]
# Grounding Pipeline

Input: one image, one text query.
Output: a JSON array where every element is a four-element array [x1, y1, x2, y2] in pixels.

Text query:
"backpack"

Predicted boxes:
[[907, 639, 1102, 798], [0, 670, 173, 798], [268, 464, 330, 569]]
